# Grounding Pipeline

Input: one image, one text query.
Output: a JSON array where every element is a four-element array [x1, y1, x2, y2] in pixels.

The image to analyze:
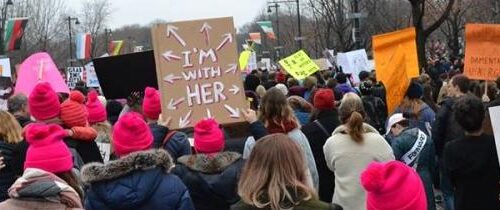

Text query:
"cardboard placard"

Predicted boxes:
[[66, 67, 85, 89], [279, 50, 319, 80], [372, 27, 419, 82], [0, 58, 12, 77], [313, 58, 332, 71], [381, 46, 410, 114], [85, 62, 100, 88], [464, 24, 500, 81], [151, 17, 247, 129], [93, 51, 158, 99]]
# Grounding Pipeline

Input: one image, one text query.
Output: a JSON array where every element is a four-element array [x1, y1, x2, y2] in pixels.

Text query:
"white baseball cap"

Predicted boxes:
[[385, 113, 407, 135]]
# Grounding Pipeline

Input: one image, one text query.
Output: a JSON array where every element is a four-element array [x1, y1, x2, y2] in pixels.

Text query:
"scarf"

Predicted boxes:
[[267, 120, 298, 134], [8, 168, 83, 208]]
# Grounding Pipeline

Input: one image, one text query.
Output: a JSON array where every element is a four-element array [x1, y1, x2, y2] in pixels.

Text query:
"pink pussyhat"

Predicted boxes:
[[112, 112, 153, 157], [194, 118, 225, 154], [86, 90, 107, 124], [142, 87, 161, 120], [28, 82, 61, 121]]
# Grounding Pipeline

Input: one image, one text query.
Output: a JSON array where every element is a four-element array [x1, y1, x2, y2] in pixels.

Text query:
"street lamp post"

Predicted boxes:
[[268, 3, 281, 59], [104, 28, 112, 54], [268, 0, 302, 50], [67, 16, 80, 65], [0, 0, 14, 55]]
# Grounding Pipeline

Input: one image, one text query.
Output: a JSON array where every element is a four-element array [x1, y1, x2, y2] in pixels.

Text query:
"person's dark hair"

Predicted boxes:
[[7, 93, 28, 114], [244, 74, 261, 92], [74, 81, 88, 95], [359, 80, 373, 96], [358, 71, 370, 82], [395, 119, 410, 128], [56, 171, 84, 199], [287, 78, 299, 87], [106, 100, 124, 125], [335, 72, 348, 84], [451, 74, 470, 94], [453, 95, 485, 133], [326, 78, 338, 89], [268, 72, 277, 81]]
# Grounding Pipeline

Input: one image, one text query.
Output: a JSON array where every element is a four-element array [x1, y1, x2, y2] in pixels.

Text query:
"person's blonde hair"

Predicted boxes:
[[339, 93, 365, 143], [255, 85, 267, 99], [238, 134, 316, 210], [0, 111, 23, 144], [259, 88, 298, 129]]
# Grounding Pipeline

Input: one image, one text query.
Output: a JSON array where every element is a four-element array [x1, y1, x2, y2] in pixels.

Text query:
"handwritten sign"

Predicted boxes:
[[336, 49, 369, 83], [0, 58, 12, 77], [85, 62, 100, 88], [373, 27, 419, 82], [66, 67, 85, 89], [151, 17, 247, 129], [279, 50, 319, 80], [381, 46, 410, 114], [464, 24, 500, 81]]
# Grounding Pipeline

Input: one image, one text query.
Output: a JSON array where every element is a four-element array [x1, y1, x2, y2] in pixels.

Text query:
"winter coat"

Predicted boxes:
[[150, 123, 192, 160], [432, 98, 465, 157], [0, 168, 84, 210], [391, 128, 436, 210], [64, 137, 103, 164], [300, 110, 340, 202], [395, 102, 435, 137], [323, 123, 395, 210], [82, 149, 195, 210], [294, 110, 310, 126], [0, 141, 17, 202], [14, 115, 31, 128], [444, 134, 500, 210], [244, 127, 320, 191], [334, 83, 355, 97], [172, 152, 245, 210]]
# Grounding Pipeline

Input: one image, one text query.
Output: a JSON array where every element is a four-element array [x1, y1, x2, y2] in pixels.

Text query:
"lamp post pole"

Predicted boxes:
[[67, 16, 79, 65], [104, 28, 112, 54], [268, 0, 302, 51], [0, 0, 14, 55]]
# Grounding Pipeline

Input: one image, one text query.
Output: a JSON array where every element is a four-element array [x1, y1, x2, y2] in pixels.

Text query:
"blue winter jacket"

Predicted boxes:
[[150, 123, 192, 160], [82, 149, 195, 210]]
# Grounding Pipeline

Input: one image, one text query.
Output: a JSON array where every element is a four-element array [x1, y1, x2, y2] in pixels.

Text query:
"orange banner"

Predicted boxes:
[[372, 27, 419, 83], [381, 46, 410, 114], [463, 24, 500, 81]]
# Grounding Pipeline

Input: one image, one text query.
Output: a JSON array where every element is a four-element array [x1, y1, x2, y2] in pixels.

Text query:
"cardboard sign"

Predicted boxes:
[[372, 27, 419, 82], [85, 62, 100, 88], [336, 49, 369, 83], [381, 46, 410, 114], [313, 58, 332, 71], [93, 51, 158, 99], [279, 50, 319, 80], [96, 142, 111, 162], [0, 58, 12, 77], [67, 67, 85, 89], [464, 24, 500, 81], [151, 17, 247, 129], [15, 52, 69, 96]]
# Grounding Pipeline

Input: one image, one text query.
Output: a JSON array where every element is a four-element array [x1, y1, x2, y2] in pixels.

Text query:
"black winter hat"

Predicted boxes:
[[406, 82, 424, 99]]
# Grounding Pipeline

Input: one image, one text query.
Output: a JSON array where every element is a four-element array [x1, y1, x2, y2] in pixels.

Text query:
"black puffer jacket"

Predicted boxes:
[[172, 152, 245, 210], [0, 141, 20, 202], [432, 97, 465, 157]]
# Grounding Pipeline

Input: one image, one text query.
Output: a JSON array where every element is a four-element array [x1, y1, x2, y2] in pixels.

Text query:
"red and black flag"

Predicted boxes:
[[4, 17, 29, 52]]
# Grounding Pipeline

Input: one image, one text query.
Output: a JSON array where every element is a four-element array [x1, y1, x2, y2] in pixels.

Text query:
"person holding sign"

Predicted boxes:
[[386, 113, 436, 210], [443, 95, 500, 210]]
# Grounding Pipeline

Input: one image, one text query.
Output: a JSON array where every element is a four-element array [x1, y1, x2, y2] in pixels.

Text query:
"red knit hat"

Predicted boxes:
[[60, 91, 89, 128], [24, 123, 73, 173], [28, 82, 61, 121], [112, 112, 153, 157], [143, 87, 161, 120], [361, 161, 427, 210], [314, 88, 335, 110], [194, 119, 225, 154], [86, 90, 107, 124]]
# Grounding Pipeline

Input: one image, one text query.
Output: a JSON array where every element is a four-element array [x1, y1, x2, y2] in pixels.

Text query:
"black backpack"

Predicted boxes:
[[362, 96, 388, 133]]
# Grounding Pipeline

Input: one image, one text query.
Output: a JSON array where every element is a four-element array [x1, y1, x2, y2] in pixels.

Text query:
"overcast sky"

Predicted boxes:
[[67, 0, 268, 29]]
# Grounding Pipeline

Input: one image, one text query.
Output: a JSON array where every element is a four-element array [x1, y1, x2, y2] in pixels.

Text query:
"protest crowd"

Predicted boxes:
[[0, 12, 499, 210]]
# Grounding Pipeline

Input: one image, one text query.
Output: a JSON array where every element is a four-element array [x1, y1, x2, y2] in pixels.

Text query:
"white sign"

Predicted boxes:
[[66, 67, 85, 89], [489, 106, 500, 167], [0, 58, 12, 77], [85, 62, 100, 88], [261, 58, 271, 70], [96, 142, 111, 162], [247, 52, 258, 73], [336, 49, 370, 84]]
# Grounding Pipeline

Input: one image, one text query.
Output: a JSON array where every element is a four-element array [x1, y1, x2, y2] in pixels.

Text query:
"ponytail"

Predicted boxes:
[[346, 111, 364, 143]]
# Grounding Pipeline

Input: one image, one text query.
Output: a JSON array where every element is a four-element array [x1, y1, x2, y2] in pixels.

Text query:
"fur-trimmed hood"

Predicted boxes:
[[81, 149, 173, 184], [177, 152, 241, 174]]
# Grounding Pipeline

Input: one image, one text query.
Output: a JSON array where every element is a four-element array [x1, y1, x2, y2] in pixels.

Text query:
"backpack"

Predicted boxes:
[[161, 130, 192, 160], [362, 96, 388, 134]]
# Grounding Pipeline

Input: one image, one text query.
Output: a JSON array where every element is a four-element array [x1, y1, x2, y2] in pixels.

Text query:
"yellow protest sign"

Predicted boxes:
[[279, 50, 319, 80], [239, 50, 252, 71], [382, 46, 410, 114], [373, 27, 419, 82], [463, 24, 500, 81]]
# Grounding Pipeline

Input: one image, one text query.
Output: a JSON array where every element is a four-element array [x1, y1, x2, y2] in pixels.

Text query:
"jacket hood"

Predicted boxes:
[[332, 123, 379, 136], [177, 151, 241, 174], [81, 149, 173, 183]]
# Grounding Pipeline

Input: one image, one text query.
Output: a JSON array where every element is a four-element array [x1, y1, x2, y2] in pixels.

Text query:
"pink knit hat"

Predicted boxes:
[[112, 112, 153, 157], [361, 161, 427, 210], [24, 123, 73, 173], [28, 82, 61, 121], [194, 119, 225, 154], [86, 90, 107, 124], [60, 91, 89, 128], [142, 87, 161, 120]]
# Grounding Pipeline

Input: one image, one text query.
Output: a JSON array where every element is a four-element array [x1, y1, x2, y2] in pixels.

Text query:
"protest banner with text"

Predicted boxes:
[[279, 50, 319, 80], [464, 24, 500, 81]]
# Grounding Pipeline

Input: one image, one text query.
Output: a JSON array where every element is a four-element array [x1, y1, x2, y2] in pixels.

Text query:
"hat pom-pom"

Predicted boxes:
[[195, 119, 218, 133], [87, 90, 98, 103], [361, 162, 386, 193], [145, 87, 157, 98], [69, 91, 85, 104]]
